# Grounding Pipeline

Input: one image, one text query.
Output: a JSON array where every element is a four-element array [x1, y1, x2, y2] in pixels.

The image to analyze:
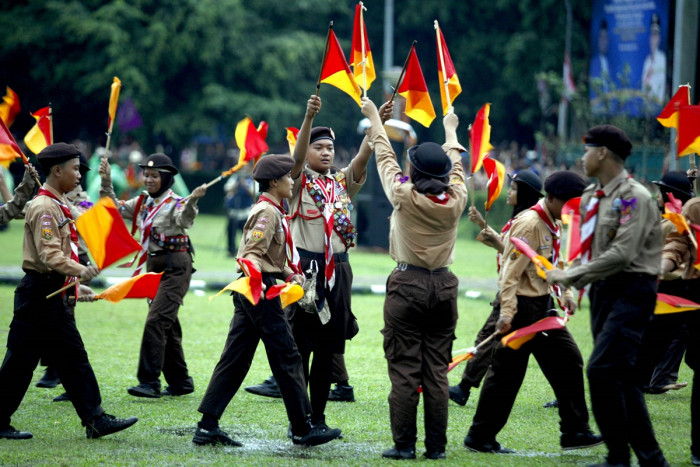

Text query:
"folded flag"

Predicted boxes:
[[657, 84, 690, 129], [397, 46, 436, 128], [0, 86, 20, 127], [265, 282, 304, 308], [351, 2, 375, 91], [561, 197, 581, 262], [655, 293, 700, 315], [75, 197, 142, 270], [108, 77, 121, 129], [435, 21, 462, 115], [23, 106, 52, 155], [510, 236, 554, 279], [501, 316, 567, 350], [95, 272, 163, 302], [319, 27, 362, 106], [286, 127, 299, 155], [469, 104, 494, 173], [483, 156, 505, 211], [448, 350, 475, 372]]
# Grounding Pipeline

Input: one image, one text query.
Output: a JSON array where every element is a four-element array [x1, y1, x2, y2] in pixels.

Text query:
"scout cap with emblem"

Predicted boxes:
[[583, 124, 633, 159], [407, 142, 452, 178], [36, 143, 81, 171], [652, 170, 695, 203], [309, 127, 335, 143], [252, 154, 295, 181], [508, 169, 543, 196], [544, 171, 587, 202], [138, 153, 179, 175]]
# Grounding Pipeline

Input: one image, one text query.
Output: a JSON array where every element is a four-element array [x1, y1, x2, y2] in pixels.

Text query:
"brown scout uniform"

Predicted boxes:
[[371, 124, 466, 454]]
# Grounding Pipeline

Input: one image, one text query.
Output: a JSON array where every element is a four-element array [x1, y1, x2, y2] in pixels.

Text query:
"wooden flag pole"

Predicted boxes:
[[390, 41, 417, 103], [359, 2, 368, 97], [434, 20, 452, 114], [48, 103, 53, 145], [103, 114, 116, 160], [47, 277, 87, 299], [315, 22, 334, 97], [468, 123, 475, 208]]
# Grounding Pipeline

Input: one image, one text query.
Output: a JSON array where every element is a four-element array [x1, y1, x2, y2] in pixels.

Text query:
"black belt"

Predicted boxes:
[[297, 248, 348, 263], [22, 268, 65, 281], [395, 262, 448, 273]]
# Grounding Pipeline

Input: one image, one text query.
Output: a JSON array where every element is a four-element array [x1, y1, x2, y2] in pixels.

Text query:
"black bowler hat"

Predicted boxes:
[[508, 169, 543, 195], [36, 143, 81, 170], [544, 171, 587, 202], [253, 154, 295, 181], [583, 124, 633, 159], [139, 153, 179, 175], [407, 142, 452, 178], [310, 127, 335, 144], [653, 171, 694, 201]]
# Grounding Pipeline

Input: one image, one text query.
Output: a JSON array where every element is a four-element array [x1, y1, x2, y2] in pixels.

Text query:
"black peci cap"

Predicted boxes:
[[583, 124, 633, 159], [252, 154, 295, 181], [544, 171, 587, 202], [508, 169, 543, 195], [36, 143, 81, 171], [309, 127, 335, 144], [407, 142, 452, 178], [139, 153, 179, 175]]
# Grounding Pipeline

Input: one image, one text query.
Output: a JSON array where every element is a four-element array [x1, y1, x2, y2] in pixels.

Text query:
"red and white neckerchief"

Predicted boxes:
[[496, 218, 514, 273], [311, 175, 337, 289], [38, 188, 80, 296], [531, 200, 562, 299], [258, 195, 302, 276], [132, 190, 174, 276], [425, 193, 450, 205], [580, 189, 606, 264]]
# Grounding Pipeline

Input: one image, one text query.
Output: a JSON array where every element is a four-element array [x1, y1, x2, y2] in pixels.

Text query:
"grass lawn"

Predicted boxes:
[[0, 215, 694, 465]]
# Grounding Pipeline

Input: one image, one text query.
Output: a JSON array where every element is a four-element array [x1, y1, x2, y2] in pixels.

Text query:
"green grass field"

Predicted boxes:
[[0, 215, 694, 465]]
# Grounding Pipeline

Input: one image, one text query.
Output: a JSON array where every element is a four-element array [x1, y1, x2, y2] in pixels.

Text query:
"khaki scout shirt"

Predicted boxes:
[[236, 195, 294, 279], [22, 184, 84, 277], [101, 180, 198, 253], [289, 164, 364, 253], [662, 197, 700, 280], [498, 201, 573, 319], [0, 170, 35, 225], [565, 170, 663, 289], [369, 123, 468, 270]]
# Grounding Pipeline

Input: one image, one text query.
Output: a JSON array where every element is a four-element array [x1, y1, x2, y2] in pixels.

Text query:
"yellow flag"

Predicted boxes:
[[108, 77, 122, 128]]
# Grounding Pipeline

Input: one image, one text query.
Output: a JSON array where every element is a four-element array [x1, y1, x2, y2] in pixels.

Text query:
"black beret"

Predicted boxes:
[[653, 170, 694, 201], [139, 153, 179, 175], [309, 127, 335, 144], [37, 143, 81, 169], [407, 142, 452, 178], [583, 124, 633, 159], [508, 169, 543, 195], [253, 154, 295, 181], [544, 171, 587, 201]]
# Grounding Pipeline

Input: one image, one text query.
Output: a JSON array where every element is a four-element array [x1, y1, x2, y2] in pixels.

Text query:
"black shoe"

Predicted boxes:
[[244, 376, 281, 398], [561, 430, 604, 450], [328, 384, 355, 402], [692, 453, 700, 466], [161, 386, 194, 396], [36, 368, 60, 389], [85, 413, 138, 439], [192, 426, 242, 446], [543, 399, 559, 408], [449, 385, 469, 406], [381, 446, 416, 459], [0, 426, 32, 440], [127, 383, 161, 398], [424, 450, 446, 460], [292, 424, 342, 446], [464, 434, 514, 454], [53, 392, 70, 402], [313, 419, 343, 440]]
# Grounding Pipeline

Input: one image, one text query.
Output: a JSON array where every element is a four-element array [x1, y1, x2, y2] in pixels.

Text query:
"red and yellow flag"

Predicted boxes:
[[320, 28, 362, 106], [397, 46, 436, 128], [95, 272, 163, 302], [108, 77, 121, 129], [351, 2, 375, 91], [23, 106, 52, 155], [234, 117, 269, 171], [286, 127, 299, 154], [469, 103, 494, 173], [561, 197, 581, 263], [655, 293, 700, 315], [657, 84, 690, 129], [266, 282, 304, 308], [0, 115, 27, 163], [678, 105, 700, 157], [435, 22, 462, 115], [75, 197, 142, 270], [510, 236, 554, 279], [501, 316, 567, 349], [212, 258, 263, 305], [0, 86, 20, 127], [483, 156, 505, 211]]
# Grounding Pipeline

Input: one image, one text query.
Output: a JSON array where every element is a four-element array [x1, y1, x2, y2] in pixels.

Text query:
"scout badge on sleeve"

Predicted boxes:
[[297, 260, 331, 324]]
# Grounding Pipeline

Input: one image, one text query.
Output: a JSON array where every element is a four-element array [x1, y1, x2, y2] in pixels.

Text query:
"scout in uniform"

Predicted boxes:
[[0, 143, 137, 440], [465, 171, 602, 454], [99, 153, 207, 398], [0, 163, 38, 225], [449, 169, 543, 407], [193, 154, 341, 447], [547, 125, 669, 467], [361, 98, 466, 460]]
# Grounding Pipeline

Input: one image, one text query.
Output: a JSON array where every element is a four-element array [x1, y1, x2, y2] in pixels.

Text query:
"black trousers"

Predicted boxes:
[[0, 272, 104, 427], [588, 272, 666, 467], [468, 295, 590, 443], [382, 267, 459, 452], [138, 251, 194, 391], [198, 274, 311, 434], [458, 294, 500, 392]]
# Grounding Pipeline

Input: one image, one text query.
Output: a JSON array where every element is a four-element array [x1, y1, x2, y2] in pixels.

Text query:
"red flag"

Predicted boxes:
[[483, 156, 505, 211], [0, 86, 20, 127], [501, 316, 567, 349], [351, 2, 375, 91], [24, 106, 52, 155], [95, 272, 163, 302], [469, 104, 494, 174], [657, 85, 691, 129], [235, 117, 268, 167], [319, 28, 362, 106], [561, 197, 581, 263], [510, 236, 554, 279], [655, 293, 700, 315], [75, 197, 142, 270], [286, 127, 299, 154], [435, 22, 462, 115], [0, 115, 27, 163], [678, 105, 700, 157], [397, 46, 436, 128]]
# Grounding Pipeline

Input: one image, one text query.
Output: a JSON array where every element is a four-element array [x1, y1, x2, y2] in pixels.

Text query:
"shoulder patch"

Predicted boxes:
[[450, 176, 464, 185], [252, 230, 265, 241], [41, 227, 53, 240], [510, 251, 520, 260]]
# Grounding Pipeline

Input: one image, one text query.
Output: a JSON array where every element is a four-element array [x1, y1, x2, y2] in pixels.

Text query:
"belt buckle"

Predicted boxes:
[[397, 262, 408, 271]]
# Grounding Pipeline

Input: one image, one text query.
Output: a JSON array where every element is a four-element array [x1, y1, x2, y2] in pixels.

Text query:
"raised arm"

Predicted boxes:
[[291, 95, 322, 178], [350, 100, 394, 183]]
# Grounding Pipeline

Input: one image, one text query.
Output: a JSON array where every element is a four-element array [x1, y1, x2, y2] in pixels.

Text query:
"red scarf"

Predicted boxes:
[[38, 188, 80, 296], [124, 191, 174, 276], [258, 195, 302, 276], [531, 201, 563, 301]]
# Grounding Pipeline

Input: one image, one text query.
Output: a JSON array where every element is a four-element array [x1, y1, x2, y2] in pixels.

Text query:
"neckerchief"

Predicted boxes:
[[38, 187, 80, 296], [259, 195, 302, 276], [531, 200, 563, 301], [130, 190, 175, 276], [311, 175, 337, 289], [425, 193, 450, 205], [580, 189, 605, 264]]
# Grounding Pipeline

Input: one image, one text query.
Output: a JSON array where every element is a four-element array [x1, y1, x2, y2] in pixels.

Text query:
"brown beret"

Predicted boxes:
[[310, 127, 335, 143], [37, 143, 81, 170], [253, 154, 295, 181], [583, 124, 633, 159]]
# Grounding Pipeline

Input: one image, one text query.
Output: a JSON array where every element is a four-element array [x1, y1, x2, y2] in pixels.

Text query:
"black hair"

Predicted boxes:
[[512, 181, 542, 218], [258, 179, 273, 193]]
